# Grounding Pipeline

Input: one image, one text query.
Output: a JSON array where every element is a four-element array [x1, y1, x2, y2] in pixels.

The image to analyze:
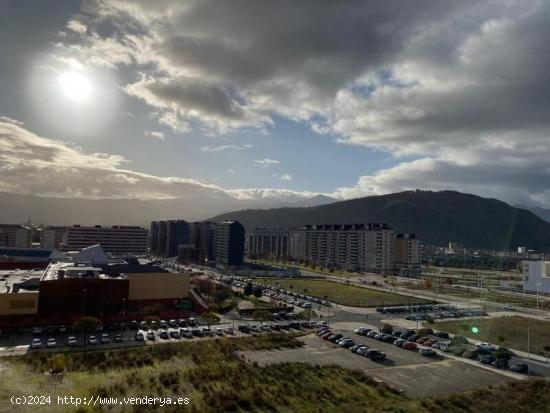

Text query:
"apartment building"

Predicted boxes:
[[214, 221, 245, 266], [395, 233, 421, 276], [248, 228, 298, 260], [150, 220, 190, 257], [0, 224, 32, 248], [63, 225, 148, 255], [300, 223, 408, 275], [40, 226, 68, 249]]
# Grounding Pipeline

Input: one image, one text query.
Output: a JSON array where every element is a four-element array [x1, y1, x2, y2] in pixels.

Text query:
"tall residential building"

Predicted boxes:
[[189, 221, 216, 262], [0, 224, 32, 248], [214, 221, 245, 266], [40, 226, 68, 249], [149, 220, 190, 257], [395, 233, 421, 276], [248, 228, 293, 260], [63, 225, 148, 255], [301, 223, 396, 274]]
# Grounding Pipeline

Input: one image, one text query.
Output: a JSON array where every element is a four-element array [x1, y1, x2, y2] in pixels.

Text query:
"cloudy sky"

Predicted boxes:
[[1, 0, 549, 207]]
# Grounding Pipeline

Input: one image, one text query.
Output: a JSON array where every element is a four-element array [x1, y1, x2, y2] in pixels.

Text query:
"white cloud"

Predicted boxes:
[[254, 158, 279, 167], [146, 131, 164, 140], [280, 174, 293, 181], [0, 119, 317, 205], [40, 1, 550, 207], [66, 20, 87, 34], [201, 144, 252, 152]]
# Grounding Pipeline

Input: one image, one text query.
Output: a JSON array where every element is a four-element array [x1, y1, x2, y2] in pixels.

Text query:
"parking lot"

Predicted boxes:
[[238, 333, 515, 397]]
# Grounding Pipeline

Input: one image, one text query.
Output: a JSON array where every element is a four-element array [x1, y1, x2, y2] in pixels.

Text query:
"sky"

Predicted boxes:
[[1, 0, 550, 207]]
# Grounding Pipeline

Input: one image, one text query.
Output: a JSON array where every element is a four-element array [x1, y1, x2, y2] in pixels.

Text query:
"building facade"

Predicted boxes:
[[214, 221, 245, 266], [523, 260, 550, 294], [395, 233, 421, 276], [248, 228, 293, 260], [0, 224, 32, 248], [149, 220, 190, 257], [40, 226, 68, 249], [63, 225, 148, 255]]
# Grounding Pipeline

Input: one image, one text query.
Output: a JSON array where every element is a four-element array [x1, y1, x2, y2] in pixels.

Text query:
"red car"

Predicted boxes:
[[423, 339, 436, 347], [402, 342, 417, 351], [416, 337, 427, 344]]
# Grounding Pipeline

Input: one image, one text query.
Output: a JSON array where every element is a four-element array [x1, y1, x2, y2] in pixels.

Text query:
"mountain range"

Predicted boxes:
[[212, 190, 550, 251]]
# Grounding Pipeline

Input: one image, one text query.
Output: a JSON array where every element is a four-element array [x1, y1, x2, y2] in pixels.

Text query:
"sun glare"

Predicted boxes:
[[58, 72, 92, 102]]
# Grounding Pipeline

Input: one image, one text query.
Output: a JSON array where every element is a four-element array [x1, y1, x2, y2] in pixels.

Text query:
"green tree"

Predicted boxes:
[[253, 285, 263, 298], [244, 282, 253, 296], [202, 312, 220, 329], [380, 323, 393, 334], [252, 310, 272, 327]]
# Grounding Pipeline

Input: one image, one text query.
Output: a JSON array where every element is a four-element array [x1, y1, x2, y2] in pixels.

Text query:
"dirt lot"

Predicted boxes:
[[237, 333, 514, 397]]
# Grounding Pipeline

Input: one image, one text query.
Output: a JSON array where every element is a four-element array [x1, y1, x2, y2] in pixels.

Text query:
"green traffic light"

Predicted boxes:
[[471, 326, 479, 334]]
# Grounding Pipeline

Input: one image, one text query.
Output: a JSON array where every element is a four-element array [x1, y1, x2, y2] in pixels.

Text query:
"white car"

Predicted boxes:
[[46, 338, 57, 348], [88, 335, 99, 345], [476, 342, 497, 351], [503, 304, 514, 311], [67, 336, 78, 347], [31, 338, 42, 349]]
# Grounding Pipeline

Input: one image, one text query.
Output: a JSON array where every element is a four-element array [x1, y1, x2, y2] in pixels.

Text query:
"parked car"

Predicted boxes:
[[88, 335, 99, 345], [366, 349, 386, 361], [493, 358, 509, 369], [419, 348, 437, 357], [402, 342, 417, 351], [114, 334, 123, 343], [100, 334, 111, 344], [169, 330, 181, 339], [328, 334, 344, 343], [67, 336, 78, 346], [510, 363, 529, 374], [135, 332, 145, 341], [393, 338, 406, 347], [503, 304, 514, 311], [479, 354, 496, 364], [339, 338, 356, 348], [31, 338, 42, 349], [32, 327, 42, 336], [159, 331, 169, 340], [46, 338, 57, 348], [476, 342, 497, 351], [350, 344, 366, 353], [366, 331, 377, 338]]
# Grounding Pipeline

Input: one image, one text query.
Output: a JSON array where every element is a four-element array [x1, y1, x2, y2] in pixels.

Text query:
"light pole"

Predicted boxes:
[[479, 275, 485, 339], [121, 298, 126, 338]]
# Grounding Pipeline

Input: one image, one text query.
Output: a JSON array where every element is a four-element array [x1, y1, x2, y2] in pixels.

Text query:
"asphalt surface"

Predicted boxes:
[[238, 333, 514, 397]]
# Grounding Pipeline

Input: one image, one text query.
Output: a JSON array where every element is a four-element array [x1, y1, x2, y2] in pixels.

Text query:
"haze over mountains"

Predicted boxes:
[[213, 190, 550, 251], [0, 191, 336, 226]]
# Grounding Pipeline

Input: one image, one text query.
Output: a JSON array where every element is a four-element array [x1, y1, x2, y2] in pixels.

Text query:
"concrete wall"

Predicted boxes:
[[0, 292, 38, 315], [523, 261, 550, 293], [127, 272, 190, 301]]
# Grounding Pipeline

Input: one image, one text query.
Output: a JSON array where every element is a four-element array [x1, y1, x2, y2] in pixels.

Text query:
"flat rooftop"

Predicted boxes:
[[0, 269, 42, 293]]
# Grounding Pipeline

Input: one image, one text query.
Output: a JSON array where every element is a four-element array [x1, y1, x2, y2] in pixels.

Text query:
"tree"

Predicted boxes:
[[252, 310, 272, 327], [253, 285, 263, 298], [380, 323, 393, 334], [202, 312, 220, 329], [244, 282, 254, 296], [300, 309, 315, 323], [73, 316, 101, 344]]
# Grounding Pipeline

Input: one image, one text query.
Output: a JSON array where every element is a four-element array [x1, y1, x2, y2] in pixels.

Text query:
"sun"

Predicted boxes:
[[58, 72, 92, 102]]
